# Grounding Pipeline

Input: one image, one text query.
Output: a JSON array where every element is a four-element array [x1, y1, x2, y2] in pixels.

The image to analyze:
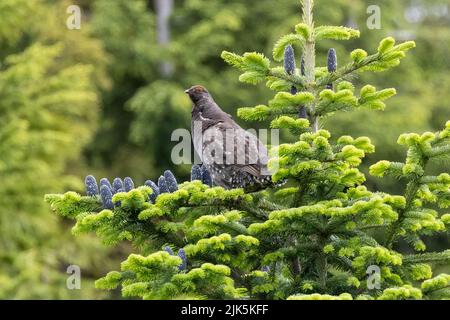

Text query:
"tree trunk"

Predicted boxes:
[[154, 0, 174, 77]]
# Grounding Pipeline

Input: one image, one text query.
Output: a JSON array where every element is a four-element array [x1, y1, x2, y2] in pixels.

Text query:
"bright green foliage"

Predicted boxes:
[[46, 181, 257, 299], [96, 254, 246, 300], [46, 0, 449, 300], [288, 292, 353, 300], [237, 92, 314, 121], [369, 123, 450, 250], [223, 37, 413, 121], [421, 273, 450, 300]]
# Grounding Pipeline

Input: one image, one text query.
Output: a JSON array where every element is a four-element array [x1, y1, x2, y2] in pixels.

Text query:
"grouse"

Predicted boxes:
[[185, 85, 272, 191]]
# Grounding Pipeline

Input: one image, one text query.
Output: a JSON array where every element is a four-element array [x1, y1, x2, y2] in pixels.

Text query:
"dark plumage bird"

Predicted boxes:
[[185, 85, 272, 191]]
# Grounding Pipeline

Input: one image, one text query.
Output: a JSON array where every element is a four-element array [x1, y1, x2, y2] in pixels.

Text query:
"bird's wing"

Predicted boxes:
[[198, 112, 222, 128], [214, 122, 269, 177], [200, 124, 227, 165], [238, 128, 269, 177]]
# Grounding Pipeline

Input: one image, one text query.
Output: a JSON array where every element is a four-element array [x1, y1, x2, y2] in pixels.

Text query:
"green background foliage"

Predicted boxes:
[[0, 0, 448, 298]]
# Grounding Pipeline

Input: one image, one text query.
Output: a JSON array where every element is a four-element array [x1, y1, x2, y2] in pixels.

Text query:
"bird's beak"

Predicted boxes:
[[184, 89, 189, 94]]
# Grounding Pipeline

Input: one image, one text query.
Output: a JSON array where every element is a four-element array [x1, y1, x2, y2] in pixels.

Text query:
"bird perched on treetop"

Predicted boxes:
[[185, 85, 272, 191]]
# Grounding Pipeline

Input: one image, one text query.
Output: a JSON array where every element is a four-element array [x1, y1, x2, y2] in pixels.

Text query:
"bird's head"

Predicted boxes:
[[185, 85, 210, 104]]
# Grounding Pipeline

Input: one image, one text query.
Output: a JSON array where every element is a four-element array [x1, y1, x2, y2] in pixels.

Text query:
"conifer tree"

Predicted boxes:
[[46, 0, 450, 300]]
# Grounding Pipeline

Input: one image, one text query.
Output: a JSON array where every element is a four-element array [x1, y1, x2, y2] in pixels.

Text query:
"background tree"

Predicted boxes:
[[0, 0, 117, 298]]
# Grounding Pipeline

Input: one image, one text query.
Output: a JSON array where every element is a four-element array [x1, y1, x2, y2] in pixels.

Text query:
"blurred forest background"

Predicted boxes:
[[0, 0, 448, 299]]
